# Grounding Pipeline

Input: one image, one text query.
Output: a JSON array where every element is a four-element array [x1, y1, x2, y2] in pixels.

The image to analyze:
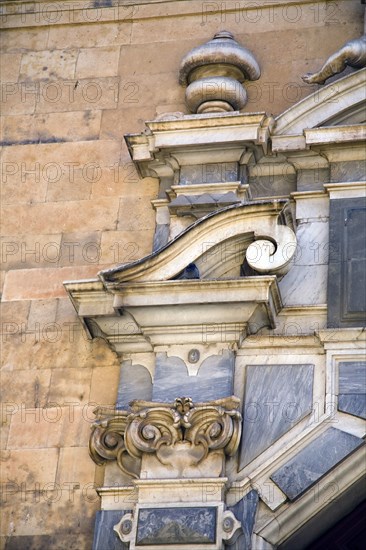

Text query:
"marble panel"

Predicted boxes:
[[279, 264, 327, 306], [293, 221, 329, 267], [228, 490, 259, 550], [338, 394, 366, 420], [117, 362, 152, 409], [271, 428, 364, 501], [153, 223, 169, 252], [240, 364, 314, 469], [249, 175, 296, 199], [152, 351, 234, 403], [330, 161, 366, 183], [297, 168, 329, 192], [180, 163, 238, 185], [93, 510, 130, 550], [339, 361, 366, 394], [136, 506, 217, 545]]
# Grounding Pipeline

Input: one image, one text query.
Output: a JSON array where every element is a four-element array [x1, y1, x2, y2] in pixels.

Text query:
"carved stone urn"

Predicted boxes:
[[179, 30, 260, 113]]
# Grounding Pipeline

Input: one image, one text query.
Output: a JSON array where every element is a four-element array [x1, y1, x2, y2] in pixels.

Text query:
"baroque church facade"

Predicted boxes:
[[1, 1, 365, 549]]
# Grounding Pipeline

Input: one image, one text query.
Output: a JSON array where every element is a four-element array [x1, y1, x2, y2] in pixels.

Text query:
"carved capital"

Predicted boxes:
[[89, 397, 242, 478], [89, 407, 140, 479]]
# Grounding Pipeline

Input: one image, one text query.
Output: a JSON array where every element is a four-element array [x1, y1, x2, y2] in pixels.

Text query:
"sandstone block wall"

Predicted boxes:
[[0, 1, 364, 548]]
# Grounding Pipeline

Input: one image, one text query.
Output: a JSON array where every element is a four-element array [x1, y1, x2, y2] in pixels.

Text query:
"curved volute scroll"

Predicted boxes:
[[89, 397, 242, 478], [89, 407, 141, 479], [245, 225, 297, 276], [99, 200, 296, 286]]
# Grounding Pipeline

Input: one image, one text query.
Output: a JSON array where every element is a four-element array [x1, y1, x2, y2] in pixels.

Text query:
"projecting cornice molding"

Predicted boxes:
[[125, 112, 274, 179]]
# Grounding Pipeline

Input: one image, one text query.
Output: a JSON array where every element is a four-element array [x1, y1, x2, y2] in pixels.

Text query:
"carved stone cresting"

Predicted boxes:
[[89, 397, 242, 479], [179, 31, 260, 113]]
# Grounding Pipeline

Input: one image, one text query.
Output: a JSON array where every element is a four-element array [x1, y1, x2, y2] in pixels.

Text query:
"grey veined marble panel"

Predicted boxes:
[[240, 364, 314, 469], [228, 490, 259, 550], [93, 510, 130, 550], [338, 361, 366, 419], [152, 351, 234, 403], [117, 362, 152, 409], [339, 361, 366, 394], [338, 394, 366, 420], [271, 428, 364, 501]]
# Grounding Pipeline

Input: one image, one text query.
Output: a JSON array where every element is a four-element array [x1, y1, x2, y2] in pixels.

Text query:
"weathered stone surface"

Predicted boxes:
[[93, 510, 129, 550], [76, 46, 120, 78], [117, 362, 153, 409], [0, 448, 59, 485], [0, 369, 52, 408], [152, 351, 234, 403], [56, 447, 96, 486], [117, 196, 156, 231], [271, 428, 364, 500], [90, 365, 120, 407], [0, 490, 98, 540], [48, 23, 132, 49], [0, 27, 49, 53], [240, 364, 314, 468], [6, 403, 94, 450], [0, 234, 63, 271], [1, 199, 120, 235], [228, 490, 259, 550], [48, 367, 92, 404], [1, 330, 117, 373], [0, 53, 21, 81], [2, 266, 106, 301], [58, 232, 101, 267], [34, 77, 120, 114], [19, 50, 78, 80], [99, 230, 153, 265], [4, 534, 93, 550], [0, 300, 31, 326], [0, 111, 102, 146]]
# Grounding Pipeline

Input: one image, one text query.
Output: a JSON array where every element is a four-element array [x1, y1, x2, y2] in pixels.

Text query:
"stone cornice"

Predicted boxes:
[[1, 0, 331, 29]]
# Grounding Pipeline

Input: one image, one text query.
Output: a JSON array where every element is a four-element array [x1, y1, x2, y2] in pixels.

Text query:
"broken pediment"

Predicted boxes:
[[65, 200, 296, 351]]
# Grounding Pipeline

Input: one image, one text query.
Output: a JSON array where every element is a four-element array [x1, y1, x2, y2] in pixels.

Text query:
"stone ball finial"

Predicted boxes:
[[179, 31, 260, 114]]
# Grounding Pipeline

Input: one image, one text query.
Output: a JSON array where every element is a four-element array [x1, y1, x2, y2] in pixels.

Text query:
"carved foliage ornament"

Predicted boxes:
[[89, 397, 242, 476]]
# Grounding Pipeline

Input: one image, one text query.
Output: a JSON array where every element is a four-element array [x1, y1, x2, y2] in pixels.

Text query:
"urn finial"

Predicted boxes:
[[179, 31, 261, 114]]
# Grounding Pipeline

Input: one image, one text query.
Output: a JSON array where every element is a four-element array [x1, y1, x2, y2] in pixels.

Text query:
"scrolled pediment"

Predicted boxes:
[[99, 199, 296, 287]]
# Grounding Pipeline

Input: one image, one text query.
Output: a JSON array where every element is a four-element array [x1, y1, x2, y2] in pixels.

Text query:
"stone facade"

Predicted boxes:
[[1, 1, 365, 549]]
